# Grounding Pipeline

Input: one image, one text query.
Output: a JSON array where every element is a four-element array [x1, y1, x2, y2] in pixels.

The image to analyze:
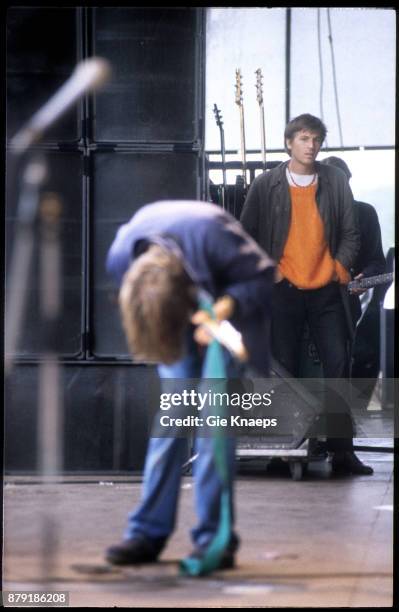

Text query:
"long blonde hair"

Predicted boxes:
[[119, 245, 196, 364]]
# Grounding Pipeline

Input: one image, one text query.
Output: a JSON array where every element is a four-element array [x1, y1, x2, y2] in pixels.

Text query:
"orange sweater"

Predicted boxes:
[[278, 184, 350, 289]]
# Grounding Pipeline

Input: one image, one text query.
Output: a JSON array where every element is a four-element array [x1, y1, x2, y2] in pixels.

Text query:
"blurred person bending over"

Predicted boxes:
[[105, 200, 274, 571]]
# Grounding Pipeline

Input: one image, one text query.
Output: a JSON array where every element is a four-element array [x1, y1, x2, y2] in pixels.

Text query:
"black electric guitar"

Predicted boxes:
[[347, 272, 393, 292], [255, 68, 267, 172], [213, 103, 227, 210]]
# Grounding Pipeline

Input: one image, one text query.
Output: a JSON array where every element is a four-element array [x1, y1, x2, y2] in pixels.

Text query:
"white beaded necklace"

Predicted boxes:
[[287, 166, 317, 187]]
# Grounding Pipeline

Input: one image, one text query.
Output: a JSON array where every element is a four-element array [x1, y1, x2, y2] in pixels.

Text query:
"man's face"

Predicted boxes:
[[286, 129, 323, 168]]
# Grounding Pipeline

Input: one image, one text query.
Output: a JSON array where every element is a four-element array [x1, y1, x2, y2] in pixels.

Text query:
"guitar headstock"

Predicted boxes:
[[255, 68, 263, 105], [213, 103, 223, 128], [235, 68, 243, 107]]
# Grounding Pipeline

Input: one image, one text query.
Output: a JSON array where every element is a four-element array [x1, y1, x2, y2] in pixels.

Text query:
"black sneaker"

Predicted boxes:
[[105, 535, 165, 565], [187, 534, 239, 571], [187, 546, 235, 570], [331, 451, 374, 475]]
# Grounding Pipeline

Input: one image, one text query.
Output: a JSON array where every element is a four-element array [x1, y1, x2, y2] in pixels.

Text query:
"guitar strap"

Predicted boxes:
[[180, 295, 232, 577]]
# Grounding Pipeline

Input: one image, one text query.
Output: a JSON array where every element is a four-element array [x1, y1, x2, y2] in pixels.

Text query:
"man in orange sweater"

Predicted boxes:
[[241, 113, 373, 475]]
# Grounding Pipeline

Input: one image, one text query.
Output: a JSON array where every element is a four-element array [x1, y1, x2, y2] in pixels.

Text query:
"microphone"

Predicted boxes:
[[10, 57, 111, 154]]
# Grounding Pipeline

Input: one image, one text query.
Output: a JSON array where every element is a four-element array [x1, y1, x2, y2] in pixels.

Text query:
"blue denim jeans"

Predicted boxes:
[[124, 337, 240, 549]]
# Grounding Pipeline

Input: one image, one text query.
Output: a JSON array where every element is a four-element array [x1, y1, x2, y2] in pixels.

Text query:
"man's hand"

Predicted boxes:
[[274, 268, 284, 283], [349, 273, 367, 295], [213, 295, 235, 321], [191, 295, 235, 346], [191, 309, 213, 345]]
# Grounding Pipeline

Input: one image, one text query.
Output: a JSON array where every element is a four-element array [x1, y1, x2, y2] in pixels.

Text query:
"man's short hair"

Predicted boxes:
[[284, 114, 328, 154], [119, 245, 197, 364], [321, 156, 352, 181]]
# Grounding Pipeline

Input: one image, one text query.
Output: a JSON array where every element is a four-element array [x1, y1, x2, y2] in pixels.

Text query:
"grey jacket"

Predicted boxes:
[[240, 161, 360, 273]]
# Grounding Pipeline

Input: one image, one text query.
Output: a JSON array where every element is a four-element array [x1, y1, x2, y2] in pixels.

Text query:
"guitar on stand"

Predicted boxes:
[[255, 68, 267, 172], [234, 68, 247, 219], [212, 103, 228, 210]]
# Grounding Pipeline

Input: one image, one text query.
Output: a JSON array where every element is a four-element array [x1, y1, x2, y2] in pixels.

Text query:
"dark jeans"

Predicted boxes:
[[271, 280, 354, 451]]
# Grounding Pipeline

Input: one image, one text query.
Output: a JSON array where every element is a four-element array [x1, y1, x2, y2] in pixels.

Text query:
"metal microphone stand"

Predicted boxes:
[[6, 150, 64, 583]]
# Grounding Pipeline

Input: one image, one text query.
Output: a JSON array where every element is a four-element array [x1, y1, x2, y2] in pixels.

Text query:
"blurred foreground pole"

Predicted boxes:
[[5, 57, 111, 374], [5, 57, 111, 582], [4, 156, 47, 374], [37, 192, 64, 581]]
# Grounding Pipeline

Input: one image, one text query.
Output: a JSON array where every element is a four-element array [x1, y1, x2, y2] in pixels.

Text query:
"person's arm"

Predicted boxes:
[[334, 178, 360, 279], [106, 222, 135, 285], [222, 272, 274, 319], [349, 205, 386, 295], [241, 173, 283, 283], [205, 220, 275, 319], [360, 206, 386, 277]]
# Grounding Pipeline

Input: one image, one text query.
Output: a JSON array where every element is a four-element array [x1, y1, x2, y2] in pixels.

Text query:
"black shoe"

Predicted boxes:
[[105, 535, 165, 565], [331, 451, 374, 475], [187, 546, 235, 570], [187, 534, 239, 571]]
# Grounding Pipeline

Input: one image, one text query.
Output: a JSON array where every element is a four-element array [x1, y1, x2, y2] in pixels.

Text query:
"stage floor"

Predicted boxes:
[[3, 445, 394, 608]]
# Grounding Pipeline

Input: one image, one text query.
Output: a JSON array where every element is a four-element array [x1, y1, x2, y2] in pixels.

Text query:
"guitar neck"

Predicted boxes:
[[212, 104, 227, 192], [348, 272, 393, 291], [239, 106, 247, 188], [255, 68, 266, 172], [219, 128, 227, 189], [259, 102, 266, 170]]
